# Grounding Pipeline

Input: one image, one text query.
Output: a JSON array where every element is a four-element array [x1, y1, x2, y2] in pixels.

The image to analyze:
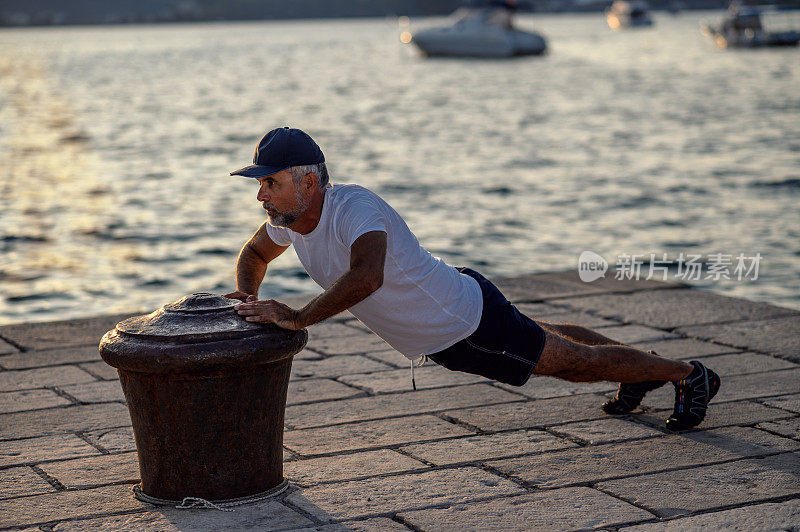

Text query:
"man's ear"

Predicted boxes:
[[304, 172, 318, 192]]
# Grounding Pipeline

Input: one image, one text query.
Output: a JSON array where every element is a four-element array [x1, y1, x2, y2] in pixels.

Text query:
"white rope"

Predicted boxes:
[[133, 479, 289, 511], [176, 497, 234, 512]]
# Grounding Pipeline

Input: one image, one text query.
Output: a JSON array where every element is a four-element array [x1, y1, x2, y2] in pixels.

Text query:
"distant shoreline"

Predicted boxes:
[[0, 3, 729, 29]]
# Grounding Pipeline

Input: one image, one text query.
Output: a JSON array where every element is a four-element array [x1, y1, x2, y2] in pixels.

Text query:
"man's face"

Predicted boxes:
[[256, 169, 309, 228]]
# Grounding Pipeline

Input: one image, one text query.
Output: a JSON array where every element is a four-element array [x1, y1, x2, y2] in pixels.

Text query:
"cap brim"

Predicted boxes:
[[229, 164, 289, 178]]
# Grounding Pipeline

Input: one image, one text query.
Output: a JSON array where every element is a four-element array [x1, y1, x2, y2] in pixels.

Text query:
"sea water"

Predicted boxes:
[[0, 12, 798, 324]]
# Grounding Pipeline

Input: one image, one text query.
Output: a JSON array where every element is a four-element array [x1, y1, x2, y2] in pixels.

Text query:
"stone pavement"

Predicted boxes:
[[1, 271, 799, 531]]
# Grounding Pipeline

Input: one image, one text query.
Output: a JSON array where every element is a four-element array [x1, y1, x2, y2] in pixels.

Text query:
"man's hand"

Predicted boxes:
[[234, 298, 302, 330], [223, 290, 253, 303]]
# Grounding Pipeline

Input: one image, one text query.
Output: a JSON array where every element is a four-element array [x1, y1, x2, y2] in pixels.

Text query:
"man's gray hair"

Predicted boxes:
[[290, 163, 329, 189]]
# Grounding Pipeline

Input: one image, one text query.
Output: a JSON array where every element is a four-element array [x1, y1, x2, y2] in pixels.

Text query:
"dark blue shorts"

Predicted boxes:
[[428, 267, 547, 387]]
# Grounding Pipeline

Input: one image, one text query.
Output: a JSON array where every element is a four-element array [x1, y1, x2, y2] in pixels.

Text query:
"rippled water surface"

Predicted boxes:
[[1, 13, 798, 324]]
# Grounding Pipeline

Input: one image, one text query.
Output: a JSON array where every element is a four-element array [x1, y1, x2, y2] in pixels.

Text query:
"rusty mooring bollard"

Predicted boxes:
[[99, 292, 307, 505]]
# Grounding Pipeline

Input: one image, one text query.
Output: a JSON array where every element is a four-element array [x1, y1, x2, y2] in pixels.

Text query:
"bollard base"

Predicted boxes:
[[133, 479, 289, 510]]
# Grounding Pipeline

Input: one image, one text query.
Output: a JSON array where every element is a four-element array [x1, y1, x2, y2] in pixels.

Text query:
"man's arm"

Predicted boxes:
[[225, 223, 289, 302], [235, 231, 387, 330]]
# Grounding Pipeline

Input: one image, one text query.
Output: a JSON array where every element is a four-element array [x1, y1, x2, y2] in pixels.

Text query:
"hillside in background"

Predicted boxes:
[[0, 0, 737, 26], [2, 0, 460, 26]]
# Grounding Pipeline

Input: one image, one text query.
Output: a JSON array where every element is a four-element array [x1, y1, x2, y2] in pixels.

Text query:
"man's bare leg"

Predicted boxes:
[[532, 323, 692, 383], [536, 321, 626, 347], [531, 320, 720, 430]]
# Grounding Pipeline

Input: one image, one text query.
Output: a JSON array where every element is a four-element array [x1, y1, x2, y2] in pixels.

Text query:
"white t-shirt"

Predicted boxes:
[[265, 184, 483, 359]]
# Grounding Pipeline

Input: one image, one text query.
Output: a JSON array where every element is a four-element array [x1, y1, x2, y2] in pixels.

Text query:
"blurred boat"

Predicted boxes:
[[605, 1, 654, 30], [409, 0, 547, 58], [702, 4, 800, 48]]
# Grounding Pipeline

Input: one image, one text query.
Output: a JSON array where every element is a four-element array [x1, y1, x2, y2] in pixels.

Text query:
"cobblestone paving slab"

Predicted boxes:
[[341, 517, 411, 531], [398, 486, 654, 531], [597, 452, 800, 518], [0, 366, 96, 392], [534, 312, 621, 328], [50, 501, 315, 531], [0, 388, 71, 414], [620, 498, 800, 531], [59, 381, 125, 404], [631, 338, 741, 359], [398, 429, 577, 465], [445, 393, 607, 432], [284, 449, 426, 486], [287, 378, 363, 405], [552, 418, 665, 445], [0, 346, 102, 370], [78, 361, 119, 381], [0, 338, 19, 355], [514, 302, 572, 317], [285, 467, 525, 521], [0, 403, 131, 440], [294, 517, 412, 531], [0, 314, 134, 351], [307, 321, 372, 338], [761, 393, 800, 414], [495, 376, 617, 400], [533, 270, 683, 293], [491, 276, 599, 302], [676, 315, 800, 361], [285, 384, 523, 429], [0, 466, 57, 499], [361, 349, 406, 368], [0, 434, 100, 468], [84, 427, 136, 453], [294, 349, 325, 361], [758, 418, 800, 440], [496, 272, 677, 302], [338, 365, 486, 394], [632, 400, 797, 431], [685, 426, 800, 454], [0, 484, 148, 528], [306, 335, 391, 356], [284, 447, 299, 461], [593, 325, 679, 345], [283, 415, 474, 456], [486, 434, 770, 489], [39, 452, 139, 489], [292, 356, 394, 380], [560, 290, 797, 330]]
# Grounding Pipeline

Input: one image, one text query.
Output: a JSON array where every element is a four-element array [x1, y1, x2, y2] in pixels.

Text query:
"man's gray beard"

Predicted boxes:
[[265, 191, 309, 228]]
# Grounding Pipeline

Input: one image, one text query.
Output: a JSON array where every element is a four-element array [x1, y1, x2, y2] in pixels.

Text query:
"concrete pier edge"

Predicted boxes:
[[0, 270, 798, 530]]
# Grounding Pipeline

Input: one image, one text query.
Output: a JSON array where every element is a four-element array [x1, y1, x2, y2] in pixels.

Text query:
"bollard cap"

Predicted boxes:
[[118, 292, 267, 342], [99, 293, 307, 374]]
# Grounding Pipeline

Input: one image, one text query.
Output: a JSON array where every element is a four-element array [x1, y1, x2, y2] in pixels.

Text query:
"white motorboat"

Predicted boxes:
[[702, 4, 800, 49], [409, 1, 547, 58], [605, 0, 654, 30]]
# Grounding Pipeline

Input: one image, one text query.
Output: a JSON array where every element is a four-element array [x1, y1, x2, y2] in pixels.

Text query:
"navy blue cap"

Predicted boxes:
[[230, 127, 325, 178]]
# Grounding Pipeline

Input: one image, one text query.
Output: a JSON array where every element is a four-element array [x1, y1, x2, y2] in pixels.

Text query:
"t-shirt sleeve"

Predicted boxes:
[[337, 194, 388, 248], [264, 223, 292, 246]]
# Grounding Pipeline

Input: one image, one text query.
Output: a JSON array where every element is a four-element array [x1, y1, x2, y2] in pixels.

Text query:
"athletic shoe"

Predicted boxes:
[[602, 380, 667, 415], [666, 360, 721, 431], [601, 350, 667, 415]]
